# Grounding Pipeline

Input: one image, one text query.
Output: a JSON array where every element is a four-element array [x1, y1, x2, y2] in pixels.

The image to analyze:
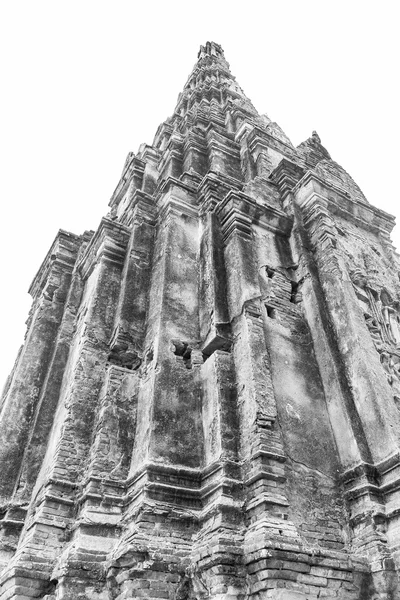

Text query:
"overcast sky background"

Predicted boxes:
[[0, 1, 399, 388]]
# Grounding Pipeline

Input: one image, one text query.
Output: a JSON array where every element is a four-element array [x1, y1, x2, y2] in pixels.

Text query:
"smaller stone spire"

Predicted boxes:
[[296, 130, 331, 169]]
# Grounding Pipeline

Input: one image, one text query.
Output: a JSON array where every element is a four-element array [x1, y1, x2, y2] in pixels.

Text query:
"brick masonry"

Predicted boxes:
[[1, 41, 400, 599]]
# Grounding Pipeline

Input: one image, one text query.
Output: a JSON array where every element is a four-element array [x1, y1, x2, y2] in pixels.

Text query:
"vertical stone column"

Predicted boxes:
[[295, 175, 400, 462], [109, 184, 203, 600], [271, 160, 367, 470], [76, 200, 150, 513], [129, 182, 203, 479], [0, 219, 129, 599], [109, 191, 156, 368], [186, 190, 245, 599], [140, 145, 160, 196], [198, 203, 236, 469], [216, 191, 291, 516], [85, 365, 139, 484], [199, 211, 231, 356], [247, 129, 274, 178], [52, 365, 139, 600], [11, 247, 87, 507], [215, 190, 309, 597], [0, 231, 82, 506], [157, 133, 184, 180], [235, 123, 255, 183], [183, 131, 208, 177], [293, 172, 400, 598], [206, 128, 242, 181]]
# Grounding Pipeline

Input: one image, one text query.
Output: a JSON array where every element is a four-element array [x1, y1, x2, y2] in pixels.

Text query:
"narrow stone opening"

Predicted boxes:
[[172, 340, 192, 369], [266, 266, 275, 279], [266, 305, 277, 319], [39, 579, 58, 598], [108, 346, 141, 370], [290, 281, 299, 303]]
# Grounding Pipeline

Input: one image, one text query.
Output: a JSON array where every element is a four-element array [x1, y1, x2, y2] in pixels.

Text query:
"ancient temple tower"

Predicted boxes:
[[1, 41, 400, 600]]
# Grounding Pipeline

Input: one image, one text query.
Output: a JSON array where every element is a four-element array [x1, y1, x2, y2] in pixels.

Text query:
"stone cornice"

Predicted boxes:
[[376, 451, 400, 476], [183, 132, 208, 156], [216, 190, 293, 242], [294, 170, 395, 236], [125, 459, 242, 515], [28, 229, 83, 299], [137, 143, 161, 164], [216, 192, 254, 240], [234, 121, 254, 144], [235, 122, 297, 162], [340, 456, 400, 512], [341, 461, 379, 485], [157, 144, 184, 179], [250, 126, 296, 157], [155, 175, 197, 202], [108, 156, 145, 208], [269, 159, 305, 200], [120, 189, 157, 227], [206, 137, 240, 163], [227, 104, 258, 124], [153, 121, 174, 149], [206, 142, 238, 162], [77, 218, 130, 280], [197, 171, 243, 213], [155, 177, 199, 221]]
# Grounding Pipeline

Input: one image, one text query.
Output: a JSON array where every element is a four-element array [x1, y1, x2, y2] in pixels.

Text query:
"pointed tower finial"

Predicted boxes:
[[173, 41, 257, 119], [197, 41, 224, 60], [312, 130, 321, 144]]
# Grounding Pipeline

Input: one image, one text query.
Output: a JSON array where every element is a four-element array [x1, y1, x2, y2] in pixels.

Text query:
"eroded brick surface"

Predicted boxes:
[[1, 41, 400, 599]]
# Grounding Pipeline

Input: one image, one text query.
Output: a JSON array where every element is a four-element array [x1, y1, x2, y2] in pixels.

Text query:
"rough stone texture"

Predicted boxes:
[[1, 41, 400, 599]]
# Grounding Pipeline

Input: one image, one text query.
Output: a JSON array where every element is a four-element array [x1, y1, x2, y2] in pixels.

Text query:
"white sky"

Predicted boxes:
[[0, 0, 399, 388]]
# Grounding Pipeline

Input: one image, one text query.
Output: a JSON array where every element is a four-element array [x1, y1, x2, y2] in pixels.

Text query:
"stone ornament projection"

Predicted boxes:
[[1, 41, 400, 599]]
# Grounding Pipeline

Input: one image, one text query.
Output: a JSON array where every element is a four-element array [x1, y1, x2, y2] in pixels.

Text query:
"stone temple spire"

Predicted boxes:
[[1, 43, 399, 600], [174, 40, 258, 119]]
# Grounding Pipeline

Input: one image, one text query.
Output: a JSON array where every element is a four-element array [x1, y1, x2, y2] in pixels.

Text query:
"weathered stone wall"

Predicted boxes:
[[1, 41, 399, 599]]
